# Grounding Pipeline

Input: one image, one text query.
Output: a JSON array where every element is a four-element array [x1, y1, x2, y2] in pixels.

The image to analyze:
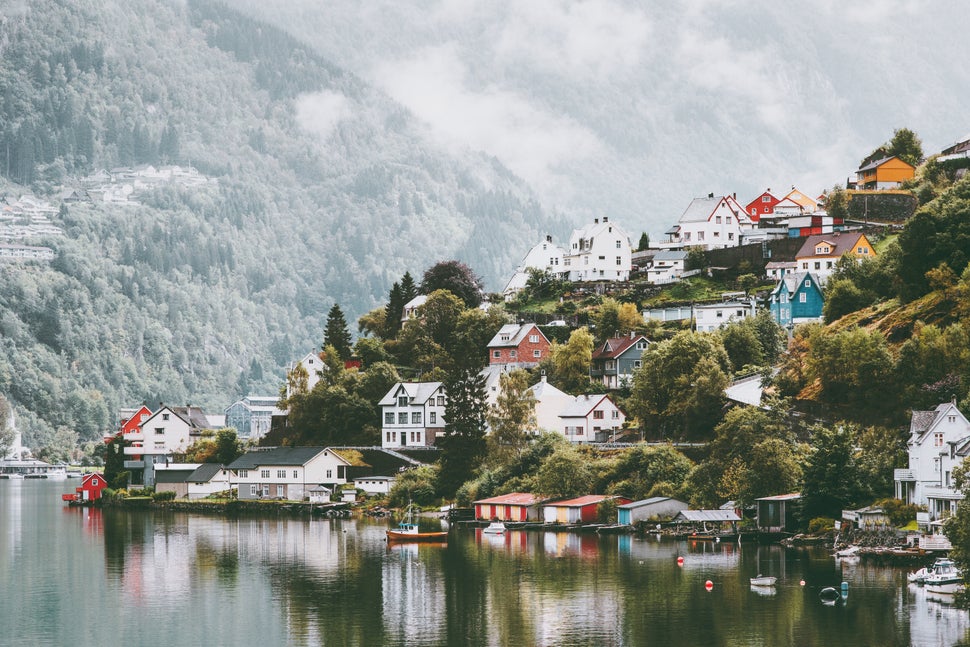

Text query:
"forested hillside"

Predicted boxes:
[[0, 0, 559, 454]]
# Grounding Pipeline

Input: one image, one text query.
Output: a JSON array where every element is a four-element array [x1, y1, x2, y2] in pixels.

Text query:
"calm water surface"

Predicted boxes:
[[2, 479, 968, 646]]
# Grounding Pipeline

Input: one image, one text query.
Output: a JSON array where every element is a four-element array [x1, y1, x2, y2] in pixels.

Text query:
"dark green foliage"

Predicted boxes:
[[436, 366, 488, 498], [800, 424, 870, 523], [153, 490, 177, 502], [214, 428, 243, 465], [323, 304, 352, 361], [598, 444, 693, 501], [637, 232, 650, 251], [421, 260, 485, 308]]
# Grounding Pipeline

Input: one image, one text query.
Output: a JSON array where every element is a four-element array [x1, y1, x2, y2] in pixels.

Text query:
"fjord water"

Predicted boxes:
[[2, 480, 968, 647]]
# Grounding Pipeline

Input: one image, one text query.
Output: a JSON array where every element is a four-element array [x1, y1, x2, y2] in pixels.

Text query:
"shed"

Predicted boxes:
[[756, 493, 801, 533], [154, 464, 200, 499], [77, 472, 108, 502], [474, 493, 545, 522], [672, 509, 741, 534], [542, 495, 631, 524], [308, 485, 332, 504], [353, 476, 395, 497], [842, 505, 891, 530], [617, 497, 689, 525], [186, 464, 231, 500]]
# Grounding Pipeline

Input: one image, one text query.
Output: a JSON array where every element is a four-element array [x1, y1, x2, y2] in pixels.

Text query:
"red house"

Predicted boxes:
[[63, 472, 108, 503], [120, 405, 152, 438], [541, 495, 632, 524], [487, 323, 551, 368], [474, 492, 545, 521], [744, 190, 780, 223]]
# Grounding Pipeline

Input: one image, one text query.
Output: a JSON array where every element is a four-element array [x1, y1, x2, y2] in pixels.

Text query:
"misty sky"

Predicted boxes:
[[239, 0, 970, 237]]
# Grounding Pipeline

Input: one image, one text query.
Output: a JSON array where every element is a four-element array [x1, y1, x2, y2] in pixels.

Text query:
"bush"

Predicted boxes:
[[808, 517, 835, 534], [873, 498, 925, 526], [128, 487, 155, 497], [153, 490, 177, 502]]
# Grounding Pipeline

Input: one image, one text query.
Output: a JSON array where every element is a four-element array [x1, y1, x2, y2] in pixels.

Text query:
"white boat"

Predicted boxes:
[[909, 558, 955, 585], [750, 575, 777, 587], [482, 522, 506, 535], [835, 545, 860, 557], [924, 559, 963, 595]]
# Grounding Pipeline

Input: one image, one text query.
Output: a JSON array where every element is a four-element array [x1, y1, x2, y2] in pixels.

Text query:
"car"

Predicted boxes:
[[547, 320, 567, 327]]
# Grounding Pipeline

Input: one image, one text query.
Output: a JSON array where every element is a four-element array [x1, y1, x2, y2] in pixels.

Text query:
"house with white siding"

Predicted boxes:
[[229, 446, 351, 501], [379, 382, 447, 448]]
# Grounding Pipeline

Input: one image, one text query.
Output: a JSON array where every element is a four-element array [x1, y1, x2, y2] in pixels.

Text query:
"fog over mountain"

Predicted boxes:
[[237, 0, 970, 237]]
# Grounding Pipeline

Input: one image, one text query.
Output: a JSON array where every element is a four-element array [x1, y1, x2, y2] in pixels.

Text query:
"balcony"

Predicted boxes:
[[124, 460, 145, 470]]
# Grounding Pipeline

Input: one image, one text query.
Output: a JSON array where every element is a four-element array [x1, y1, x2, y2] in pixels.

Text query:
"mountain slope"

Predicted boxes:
[[0, 0, 558, 451]]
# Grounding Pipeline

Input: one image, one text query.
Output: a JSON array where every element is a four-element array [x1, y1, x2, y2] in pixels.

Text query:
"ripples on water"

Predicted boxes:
[[2, 480, 969, 646]]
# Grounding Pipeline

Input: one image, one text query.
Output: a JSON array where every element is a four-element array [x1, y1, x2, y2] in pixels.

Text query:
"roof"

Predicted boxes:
[[857, 155, 915, 173], [674, 510, 741, 522], [81, 472, 106, 486], [756, 493, 801, 501], [765, 261, 797, 269], [559, 394, 611, 418], [591, 335, 649, 361], [783, 189, 817, 209], [378, 382, 443, 406], [545, 495, 617, 508], [618, 497, 687, 510], [795, 232, 870, 259], [187, 463, 225, 483], [227, 446, 330, 469], [529, 377, 571, 400], [474, 492, 544, 506], [487, 323, 548, 348], [677, 195, 749, 225], [154, 467, 198, 484], [652, 250, 688, 262]]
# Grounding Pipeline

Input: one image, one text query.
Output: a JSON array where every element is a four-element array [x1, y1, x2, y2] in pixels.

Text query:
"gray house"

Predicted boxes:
[[589, 333, 651, 389], [617, 497, 689, 525]]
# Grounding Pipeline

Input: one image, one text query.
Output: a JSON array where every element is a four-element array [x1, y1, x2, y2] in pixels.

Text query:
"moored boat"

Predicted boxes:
[[386, 503, 448, 542], [909, 558, 955, 585], [750, 575, 777, 587], [924, 559, 963, 595], [482, 521, 506, 535]]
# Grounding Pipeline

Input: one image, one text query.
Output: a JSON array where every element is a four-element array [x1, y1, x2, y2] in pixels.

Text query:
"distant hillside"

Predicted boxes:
[[0, 0, 560, 452]]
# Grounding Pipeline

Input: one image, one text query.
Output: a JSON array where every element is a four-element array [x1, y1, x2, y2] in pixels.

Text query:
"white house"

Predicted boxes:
[[186, 463, 232, 500], [287, 351, 324, 398], [562, 217, 633, 282], [693, 299, 757, 332], [379, 382, 447, 448], [894, 400, 970, 520], [503, 235, 566, 299], [401, 295, 428, 325], [559, 394, 626, 443], [765, 261, 797, 281], [645, 250, 688, 285], [529, 376, 576, 434], [662, 194, 754, 250], [123, 406, 213, 487], [353, 475, 396, 497], [229, 446, 351, 501]]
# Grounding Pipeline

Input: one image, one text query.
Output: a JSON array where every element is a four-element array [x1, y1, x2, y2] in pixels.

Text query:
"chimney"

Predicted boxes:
[[594, 218, 599, 224], [708, 192, 714, 198], [603, 216, 608, 223], [546, 235, 552, 242]]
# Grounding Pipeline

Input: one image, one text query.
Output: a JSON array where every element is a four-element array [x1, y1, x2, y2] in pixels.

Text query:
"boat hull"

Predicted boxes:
[[750, 577, 777, 587], [925, 579, 963, 595], [386, 530, 448, 542]]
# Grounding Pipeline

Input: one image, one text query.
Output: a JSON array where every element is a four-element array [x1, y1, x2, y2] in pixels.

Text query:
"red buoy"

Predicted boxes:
[[705, 580, 713, 591], [677, 556, 684, 566]]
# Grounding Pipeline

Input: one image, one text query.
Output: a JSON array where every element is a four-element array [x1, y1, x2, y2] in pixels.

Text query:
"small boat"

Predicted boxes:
[[909, 558, 954, 585], [7, 473, 24, 480], [818, 587, 844, 605], [482, 521, 506, 535], [835, 545, 860, 557], [750, 575, 777, 587], [924, 559, 963, 595], [386, 503, 448, 543]]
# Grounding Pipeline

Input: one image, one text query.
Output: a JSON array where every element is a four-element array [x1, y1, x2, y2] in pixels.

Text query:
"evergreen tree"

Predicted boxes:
[[400, 271, 418, 302], [637, 232, 650, 251], [384, 281, 404, 337], [437, 366, 488, 497], [323, 303, 352, 360]]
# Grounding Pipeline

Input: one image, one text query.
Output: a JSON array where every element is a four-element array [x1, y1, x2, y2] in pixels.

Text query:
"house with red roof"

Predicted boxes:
[[744, 190, 780, 222], [474, 493, 546, 522], [541, 495, 632, 524], [590, 333, 651, 389]]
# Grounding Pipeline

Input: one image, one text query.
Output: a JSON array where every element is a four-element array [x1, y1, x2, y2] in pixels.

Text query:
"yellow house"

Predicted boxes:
[[856, 156, 915, 190], [794, 232, 875, 282], [783, 188, 818, 211]]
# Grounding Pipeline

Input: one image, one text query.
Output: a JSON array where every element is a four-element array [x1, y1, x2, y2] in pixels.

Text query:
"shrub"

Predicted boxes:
[[808, 517, 835, 534], [128, 487, 155, 497], [152, 490, 177, 502]]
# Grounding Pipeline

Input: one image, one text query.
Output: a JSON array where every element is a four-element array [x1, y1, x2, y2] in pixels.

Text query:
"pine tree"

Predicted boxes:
[[323, 304, 352, 360], [437, 366, 488, 497], [384, 281, 404, 337], [400, 271, 418, 302]]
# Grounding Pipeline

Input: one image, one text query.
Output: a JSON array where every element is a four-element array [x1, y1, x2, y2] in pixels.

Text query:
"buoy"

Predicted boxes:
[[705, 580, 714, 591], [800, 580, 806, 586], [677, 556, 685, 566]]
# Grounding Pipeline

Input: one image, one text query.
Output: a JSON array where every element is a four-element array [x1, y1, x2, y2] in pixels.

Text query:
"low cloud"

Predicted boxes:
[[294, 90, 352, 141]]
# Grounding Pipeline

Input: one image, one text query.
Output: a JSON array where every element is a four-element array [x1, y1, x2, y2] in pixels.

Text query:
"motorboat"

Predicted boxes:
[[386, 503, 448, 543], [909, 558, 955, 585], [749, 575, 777, 587], [482, 521, 506, 535], [924, 559, 963, 595]]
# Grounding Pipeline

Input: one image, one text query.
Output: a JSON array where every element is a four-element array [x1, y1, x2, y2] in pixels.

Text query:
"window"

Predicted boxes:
[[261, 469, 270, 478], [633, 360, 642, 368], [781, 294, 787, 303], [814, 262, 821, 270], [437, 396, 445, 406], [697, 231, 705, 241], [154, 441, 165, 449], [935, 432, 945, 447], [799, 293, 807, 303], [533, 349, 541, 358], [277, 469, 286, 479], [598, 255, 605, 261], [713, 231, 720, 238], [411, 412, 422, 424], [239, 469, 248, 478], [277, 485, 285, 497], [804, 280, 811, 287], [564, 258, 571, 266], [430, 412, 437, 424], [386, 431, 392, 442], [510, 350, 517, 358], [612, 410, 619, 419], [492, 350, 501, 359], [162, 413, 169, 421], [616, 240, 621, 248], [262, 486, 269, 497], [751, 208, 757, 215], [384, 412, 394, 425], [529, 335, 539, 343], [398, 395, 408, 406], [715, 216, 722, 224], [293, 470, 298, 479], [636, 341, 647, 349], [155, 427, 164, 435], [398, 413, 407, 424], [802, 262, 808, 269], [950, 415, 957, 423], [763, 206, 769, 213], [826, 261, 833, 269], [326, 470, 332, 478], [684, 232, 691, 241], [593, 410, 604, 419], [716, 310, 723, 318], [250, 485, 258, 496], [762, 195, 771, 202], [616, 256, 622, 265]]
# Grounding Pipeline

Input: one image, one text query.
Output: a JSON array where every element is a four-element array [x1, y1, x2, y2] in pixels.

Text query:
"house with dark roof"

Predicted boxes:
[[122, 405, 216, 488], [228, 447, 352, 501], [154, 464, 201, 499], [768, 272, 824, 327], [186, 463, 232, 499], [662, 194, 754, 251], [559, 394, 626, 443], [379, 382, 447, 448], [894, 400, 970, 520], [856, 155, 915, 190], [794, 232, 875, 283], [590, 333, 651, 389]]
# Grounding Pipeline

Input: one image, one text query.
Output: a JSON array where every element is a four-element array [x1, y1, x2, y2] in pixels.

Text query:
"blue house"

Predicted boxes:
[[768, 272, 824, 327], [590, 333, 651, 389]]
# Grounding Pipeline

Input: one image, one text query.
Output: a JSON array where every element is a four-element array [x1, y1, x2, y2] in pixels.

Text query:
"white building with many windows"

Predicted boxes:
[[894, 400, 970, 520], [503, 236, 566, 299], [662, 194, 754, 251], [562, 217, 633, 282], [229, 446, 351, 501], [379, 382, 447, 448]]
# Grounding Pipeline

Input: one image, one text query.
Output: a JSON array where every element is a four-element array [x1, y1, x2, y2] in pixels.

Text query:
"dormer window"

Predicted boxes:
[[935, 432, 945, 447], [500, 334, 510, 341], [398, 395, 408, 406]]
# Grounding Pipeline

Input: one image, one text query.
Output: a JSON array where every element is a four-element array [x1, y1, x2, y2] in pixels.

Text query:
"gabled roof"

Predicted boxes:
[[378, 382, 443, 406], [187, 463, 226, 483], [591, 335, 650, 361], [81, 472, 106, 487], [857, 155, 915, 173], [756, 493, 801, 501], [487, 323, 548, 348], [474, 492, 544, 506], [146, 405, 211, 429], [154, 466, 198, 484], [910, 401, 970, 443], [528, 377, 571, 400], [783, 188, 817, 209], [652, 250, 688, 262], [674, 509, 741, 522], [618, 496, 688, 510], [559, 394, 613, 418], [795, 232, 870, 259], [773, 272, 822, 298], [227, 446, 333, 469], [545, 495, 619, 508]]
